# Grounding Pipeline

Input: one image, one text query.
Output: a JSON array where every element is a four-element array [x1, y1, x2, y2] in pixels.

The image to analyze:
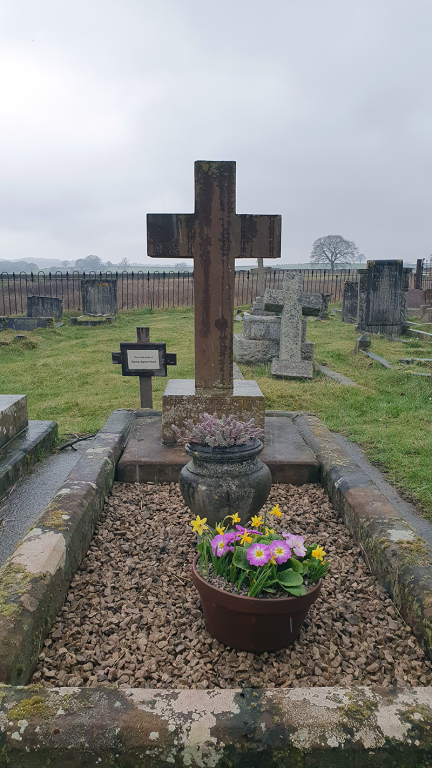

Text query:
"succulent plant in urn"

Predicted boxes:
[[174, 413, 271, 528]]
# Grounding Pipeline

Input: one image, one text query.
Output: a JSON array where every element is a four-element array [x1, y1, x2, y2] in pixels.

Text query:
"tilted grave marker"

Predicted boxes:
[[112, 327, 176, 408], [147, 161, 282, 442]]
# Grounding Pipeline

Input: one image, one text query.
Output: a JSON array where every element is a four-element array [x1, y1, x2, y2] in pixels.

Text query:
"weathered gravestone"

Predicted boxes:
[[146, 161, 281, 443], [264, 271, 314, 378], [234, 315, 281, 364], [27, 296, 63, 319], [81, 279, 118, 316], [302, 292, 332, 319], [357, 260, 411, 337], [342, 281, 358, 323]]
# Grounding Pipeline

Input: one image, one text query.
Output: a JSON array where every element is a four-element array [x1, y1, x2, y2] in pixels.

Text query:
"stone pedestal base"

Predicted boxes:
[[162, 380, 265, 444], [233, 335, 279, 365], [270, 359, 313, 379]]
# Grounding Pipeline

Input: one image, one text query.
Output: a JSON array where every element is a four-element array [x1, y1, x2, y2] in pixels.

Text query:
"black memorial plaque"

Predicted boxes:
[[120, 342, 167, 377]]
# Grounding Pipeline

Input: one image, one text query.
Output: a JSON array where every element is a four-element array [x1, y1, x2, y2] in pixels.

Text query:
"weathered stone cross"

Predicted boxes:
[[147, 161, 281, 396]]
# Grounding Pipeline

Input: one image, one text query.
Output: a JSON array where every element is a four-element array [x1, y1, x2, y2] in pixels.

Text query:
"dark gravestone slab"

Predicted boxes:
[[0, 317, 54, 331], [342, 281, 358, 323], [357, 260, 411, 337], [27, 296, 63, 319], [81, 279, 118, 316]]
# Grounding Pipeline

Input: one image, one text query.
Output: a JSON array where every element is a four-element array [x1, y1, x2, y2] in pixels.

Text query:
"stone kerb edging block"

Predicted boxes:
[[294, 413, 432, 659], [1, 685, 432, 765], [0, 410, 135, 685]]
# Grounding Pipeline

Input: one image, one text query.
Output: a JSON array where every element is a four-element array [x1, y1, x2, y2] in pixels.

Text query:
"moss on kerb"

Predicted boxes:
[[41, 506, 69, 530], [342, 690, 379, 722], [0, 564, 33, 617], [398, 537, 430, 567], [8, 695, 55, 721]]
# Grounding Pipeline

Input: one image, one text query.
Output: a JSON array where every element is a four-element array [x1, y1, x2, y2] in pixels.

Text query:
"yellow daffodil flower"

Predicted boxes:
[[239, 532, 252, 546], [215, 524, 226, 535], [312, 545, 326, 562], [265, 527, 275, 535], [251, 515, 263, 528], [228, 512, 241, 524], [190, 516, 208, 535], [269, 503, 282, 518]]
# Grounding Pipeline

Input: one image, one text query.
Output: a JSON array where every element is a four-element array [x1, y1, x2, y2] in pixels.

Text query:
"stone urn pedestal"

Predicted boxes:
[[179, 438, 271, 528]]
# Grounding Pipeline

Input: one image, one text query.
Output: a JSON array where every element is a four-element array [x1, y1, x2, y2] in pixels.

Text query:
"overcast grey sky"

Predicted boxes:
[[1, 0, 431, 266]]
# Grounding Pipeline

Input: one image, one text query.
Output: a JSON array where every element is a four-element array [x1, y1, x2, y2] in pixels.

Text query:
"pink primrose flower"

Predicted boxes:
[[282, 532, 306, 557], [269, 539, 291, 564], [211, 534, 230, 557], [247, 542, 271, 567]]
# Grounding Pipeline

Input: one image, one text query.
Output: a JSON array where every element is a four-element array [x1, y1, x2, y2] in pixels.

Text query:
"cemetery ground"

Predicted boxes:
[[0, 306, 431, 517], [2, 307, 432, 763]]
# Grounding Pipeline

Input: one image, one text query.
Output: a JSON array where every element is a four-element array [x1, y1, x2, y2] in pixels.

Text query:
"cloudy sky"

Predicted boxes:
[[1, 0, 431, 267]]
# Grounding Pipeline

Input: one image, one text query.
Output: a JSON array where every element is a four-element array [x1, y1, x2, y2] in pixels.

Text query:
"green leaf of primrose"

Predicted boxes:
[[232, 547, 249, 571], [276, 569, 303, 587], [286, 558, 302, 573], [281, 584, 307, 596]]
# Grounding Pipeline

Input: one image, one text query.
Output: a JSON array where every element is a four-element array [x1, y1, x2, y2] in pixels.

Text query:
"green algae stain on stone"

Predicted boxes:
[[342, 691, 379, 723]]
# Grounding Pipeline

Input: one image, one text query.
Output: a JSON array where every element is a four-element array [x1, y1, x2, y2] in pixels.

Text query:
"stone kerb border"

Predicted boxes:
[[0, 684, 432, 765], [2, 409, 432, 762], [0, 410, 135, 685], [293, 412, 432, 660]]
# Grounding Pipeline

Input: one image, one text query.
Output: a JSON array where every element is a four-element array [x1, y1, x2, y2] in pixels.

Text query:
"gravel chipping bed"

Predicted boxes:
[[33, 482, 432, 690]]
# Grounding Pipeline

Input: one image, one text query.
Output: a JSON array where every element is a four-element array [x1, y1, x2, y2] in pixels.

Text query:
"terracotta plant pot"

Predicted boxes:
[[179, 438, 271, 528], [192, 555, 322, 653]]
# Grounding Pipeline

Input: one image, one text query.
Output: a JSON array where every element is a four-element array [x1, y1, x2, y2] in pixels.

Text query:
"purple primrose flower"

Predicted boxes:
[[269, 539, 291, 564], [247, 542, 271, 567], [282, 532, 306, 557]]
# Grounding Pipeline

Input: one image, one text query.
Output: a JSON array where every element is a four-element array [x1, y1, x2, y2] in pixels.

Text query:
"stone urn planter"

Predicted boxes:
[[179, 438, 272, 528], [192, 555, 322, 652]]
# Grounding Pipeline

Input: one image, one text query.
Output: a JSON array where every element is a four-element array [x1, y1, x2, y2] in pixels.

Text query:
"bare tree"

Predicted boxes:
[[310, 235, 360, 272]]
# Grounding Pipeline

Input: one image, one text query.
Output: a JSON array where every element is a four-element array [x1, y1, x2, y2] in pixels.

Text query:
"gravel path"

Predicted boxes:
[[33, 482, 432, 690]]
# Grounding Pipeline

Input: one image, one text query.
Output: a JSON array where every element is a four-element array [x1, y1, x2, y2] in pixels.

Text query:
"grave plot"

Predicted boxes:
[[33, 482, 432, 691]]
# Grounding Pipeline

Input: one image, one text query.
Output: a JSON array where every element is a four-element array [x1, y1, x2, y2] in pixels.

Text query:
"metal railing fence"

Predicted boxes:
[[0, 267, 423, 316]]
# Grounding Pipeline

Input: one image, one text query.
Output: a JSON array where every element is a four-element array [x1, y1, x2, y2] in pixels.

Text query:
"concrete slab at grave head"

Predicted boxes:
[[146, 161, 282, 442], [357, 260, 411, 338]]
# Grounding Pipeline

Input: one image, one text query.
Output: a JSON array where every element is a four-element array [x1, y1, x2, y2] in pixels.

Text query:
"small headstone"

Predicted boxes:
[[342, 281, 358, 323], [318, 293, 332, 320], [357, 260, 411, 337], [354, 334, 371, 354], [301, 293, 322, 317], [264, 271, 313, 378], [27, 296, 63, 319], [81, 279, 118, 316]]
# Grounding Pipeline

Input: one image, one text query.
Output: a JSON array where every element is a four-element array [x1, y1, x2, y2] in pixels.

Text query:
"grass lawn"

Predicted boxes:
[[1, 307, 431, 518]]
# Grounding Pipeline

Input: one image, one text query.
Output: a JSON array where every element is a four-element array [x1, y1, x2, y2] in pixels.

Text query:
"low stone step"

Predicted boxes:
[[116, 411, 320, 485], [0, 395, 28, 449], [0, 420, 57, 501]]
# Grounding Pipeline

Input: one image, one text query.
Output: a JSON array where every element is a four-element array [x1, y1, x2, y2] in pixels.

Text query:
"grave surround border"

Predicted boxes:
[[1, 408, 432, 762]]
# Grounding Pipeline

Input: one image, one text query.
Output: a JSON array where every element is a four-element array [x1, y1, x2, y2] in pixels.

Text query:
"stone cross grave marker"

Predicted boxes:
[[112, 327, 176, 408], [264, 271, 313, 378], [147, 161, 281, 396]]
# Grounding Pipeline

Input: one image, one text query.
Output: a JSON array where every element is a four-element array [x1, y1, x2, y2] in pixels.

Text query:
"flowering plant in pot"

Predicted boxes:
[[190, 505, 329, 652], [174, 413, 272, 528]]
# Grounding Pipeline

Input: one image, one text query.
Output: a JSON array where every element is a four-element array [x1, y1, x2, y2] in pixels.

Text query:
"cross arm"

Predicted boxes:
[[147, 214, 196, 259], [235, 214, 281, 259]]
